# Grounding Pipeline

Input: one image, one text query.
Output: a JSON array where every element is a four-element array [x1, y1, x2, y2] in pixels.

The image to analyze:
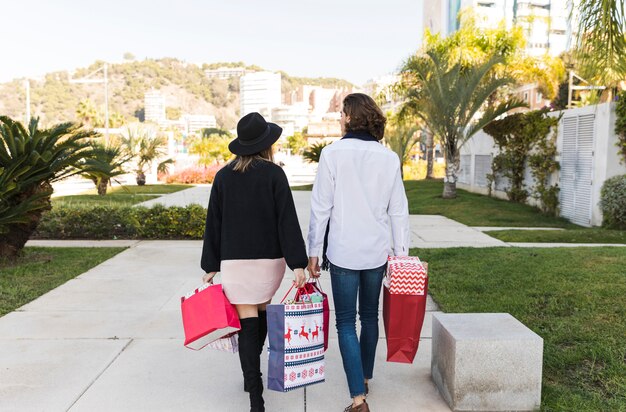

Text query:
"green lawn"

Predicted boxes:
[[414, 247, 626, 411], [0, 247, 126, 316], [290, 184, 313, 191], [53, 184, 191, 208], [486, 228, 626, 244], [405, 179, 579, 228]]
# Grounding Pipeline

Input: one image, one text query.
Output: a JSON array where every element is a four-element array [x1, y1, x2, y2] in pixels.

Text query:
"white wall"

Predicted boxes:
[[457, 103, 626, 226]]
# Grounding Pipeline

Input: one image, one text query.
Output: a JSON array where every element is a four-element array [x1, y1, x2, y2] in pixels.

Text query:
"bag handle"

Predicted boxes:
[[294, 285, 314, 302], [280, 283, 296, 303], [308, 278, 324, 293], [280, 282, 314, 304]]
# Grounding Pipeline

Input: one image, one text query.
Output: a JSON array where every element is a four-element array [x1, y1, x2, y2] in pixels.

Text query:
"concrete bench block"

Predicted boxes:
[[431, 313, 543, 411]]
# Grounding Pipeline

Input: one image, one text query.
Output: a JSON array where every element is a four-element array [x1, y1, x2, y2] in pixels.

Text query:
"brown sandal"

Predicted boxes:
[[343, 400, 370, 412]]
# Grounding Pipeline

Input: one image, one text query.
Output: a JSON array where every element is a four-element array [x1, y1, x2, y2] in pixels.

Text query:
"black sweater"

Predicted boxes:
[[200, 160, 308, 273]]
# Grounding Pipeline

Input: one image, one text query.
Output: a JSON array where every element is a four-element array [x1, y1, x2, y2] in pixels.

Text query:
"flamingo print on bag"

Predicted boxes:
[[299, 323, 309, 341], [284, 324, 292, 344], [312, 321, 320, 341]]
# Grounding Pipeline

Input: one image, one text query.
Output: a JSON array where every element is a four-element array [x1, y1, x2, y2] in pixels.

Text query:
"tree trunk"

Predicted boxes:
[[425, 130, 435, 179], [442, 150, 459, 199], [0, 183, 52, 259], [97, 178, 109, 196], [136, 172, 146, 186]]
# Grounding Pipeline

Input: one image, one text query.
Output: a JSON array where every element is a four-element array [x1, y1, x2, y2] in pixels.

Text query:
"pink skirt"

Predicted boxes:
[[221, 258, 286, 304]]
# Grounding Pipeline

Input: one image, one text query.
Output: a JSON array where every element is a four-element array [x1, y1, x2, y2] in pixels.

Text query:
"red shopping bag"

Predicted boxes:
[[383, 256, 428, 363], [295, 280, 330, 352], [181, 283, 241, 350]]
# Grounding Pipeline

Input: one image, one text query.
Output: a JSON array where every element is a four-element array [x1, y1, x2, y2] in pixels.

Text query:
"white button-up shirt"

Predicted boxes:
[[307, 138, 410, 270]]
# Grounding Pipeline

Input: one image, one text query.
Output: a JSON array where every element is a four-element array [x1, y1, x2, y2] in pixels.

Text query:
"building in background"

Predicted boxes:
[[514, 0, 576, 57], [240, 71, 282, 119], [182, 114, 217, 135], [423, 0, 577, 57], [272, 103, 310, 135], [363, 74, 402, 113], [284, 85, 353, 121], [204, 67, 248, 79], [144, 90, 166, 124], [306, 113, 342, 145]]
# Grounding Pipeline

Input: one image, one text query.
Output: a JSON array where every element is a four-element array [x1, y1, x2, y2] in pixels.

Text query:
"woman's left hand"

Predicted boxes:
[[293, 268, 306, 288], [202, 272, 217, 284]]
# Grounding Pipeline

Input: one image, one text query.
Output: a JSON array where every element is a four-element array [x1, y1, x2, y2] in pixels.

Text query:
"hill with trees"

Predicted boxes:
[[0, 58, 355, 129]]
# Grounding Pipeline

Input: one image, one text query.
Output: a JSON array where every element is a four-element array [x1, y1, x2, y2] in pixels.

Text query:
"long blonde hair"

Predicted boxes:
[[230, 146, 274, 172]]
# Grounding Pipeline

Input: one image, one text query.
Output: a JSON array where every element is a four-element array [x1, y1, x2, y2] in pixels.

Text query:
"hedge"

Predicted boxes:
[[600, 175, 626, 230], [34, 204, 207, 239]]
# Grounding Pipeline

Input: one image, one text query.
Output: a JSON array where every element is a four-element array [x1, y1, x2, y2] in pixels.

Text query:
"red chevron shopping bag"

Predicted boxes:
[[383, 256, 428, 363]]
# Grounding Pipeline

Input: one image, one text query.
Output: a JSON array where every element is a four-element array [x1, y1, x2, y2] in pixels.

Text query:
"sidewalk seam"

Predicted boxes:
[[65, 338, 133, 412]]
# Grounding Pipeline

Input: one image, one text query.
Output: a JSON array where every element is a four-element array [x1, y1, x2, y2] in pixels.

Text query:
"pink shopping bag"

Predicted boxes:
[[181, 283, 241, 350]]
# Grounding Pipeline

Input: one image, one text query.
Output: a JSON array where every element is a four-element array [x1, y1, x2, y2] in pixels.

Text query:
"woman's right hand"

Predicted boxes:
[[293, 268, 306, 288]]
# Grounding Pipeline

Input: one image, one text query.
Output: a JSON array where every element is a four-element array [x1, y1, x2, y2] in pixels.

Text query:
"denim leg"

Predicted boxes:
[[330, 263, 366, 398], [358, 264, 386, 380]]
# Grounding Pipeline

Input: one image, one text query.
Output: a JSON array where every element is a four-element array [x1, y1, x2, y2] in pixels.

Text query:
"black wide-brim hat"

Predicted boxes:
[[229, 112, 282, 156]]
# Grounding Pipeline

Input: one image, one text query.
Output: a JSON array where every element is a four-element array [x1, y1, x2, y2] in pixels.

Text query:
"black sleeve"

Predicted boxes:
[[273, 168, 308, 271], [200, 178, 222, 273]]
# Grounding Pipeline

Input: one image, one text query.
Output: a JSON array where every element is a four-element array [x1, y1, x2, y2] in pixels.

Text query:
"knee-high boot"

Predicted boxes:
[[245, 312, 268, 393], [238, 317, 265, 412], [258, 310, 267, 355]]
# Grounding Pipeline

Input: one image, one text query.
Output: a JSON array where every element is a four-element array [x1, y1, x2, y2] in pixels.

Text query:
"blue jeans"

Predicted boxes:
[[330, 262, 386, 398]]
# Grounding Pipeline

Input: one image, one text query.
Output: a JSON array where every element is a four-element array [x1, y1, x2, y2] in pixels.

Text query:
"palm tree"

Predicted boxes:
[[135, 135, 171, 185], [424, 128, 436, 179], [302, 142, 330, 164], [575, 0, 626, 94], [80, 143, 131, 195], [188, 134, 232, 168], [384, 113, 420, 179], [401, 51, 525, 198], [121, 128, 172, 185], [0, 116, 95, 257], [76, 99, 98, 126]]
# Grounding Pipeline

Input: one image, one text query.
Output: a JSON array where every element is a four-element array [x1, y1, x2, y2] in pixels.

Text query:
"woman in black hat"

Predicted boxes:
[[201, 112, 308, 412]]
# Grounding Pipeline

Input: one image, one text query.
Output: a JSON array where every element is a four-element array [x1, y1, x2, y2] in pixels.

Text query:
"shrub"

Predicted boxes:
[[402, 160, 446, 180], [135, 204, 206, 239], [600, 175, 626, 229], [35, 204, 206, 239], [164, 165, 223, 184], [0, 116, 95, 258], [302, 142, 330, 163]]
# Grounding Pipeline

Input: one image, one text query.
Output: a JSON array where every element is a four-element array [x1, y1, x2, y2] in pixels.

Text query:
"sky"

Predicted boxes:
[[0, 0, 424, 86]]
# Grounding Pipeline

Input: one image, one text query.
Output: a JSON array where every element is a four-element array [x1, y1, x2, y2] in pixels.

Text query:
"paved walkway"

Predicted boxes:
[[10, 186, 454, 412], [135, 186, 507, 249], [10, 186, 624, 411], [6, 247, 448, 412], [137, 185, 211, 208], [472, 226, 566, 231]]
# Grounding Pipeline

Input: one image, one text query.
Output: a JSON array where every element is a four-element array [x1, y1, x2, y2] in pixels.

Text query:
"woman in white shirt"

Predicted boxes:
[[307, 93, 410, 412]]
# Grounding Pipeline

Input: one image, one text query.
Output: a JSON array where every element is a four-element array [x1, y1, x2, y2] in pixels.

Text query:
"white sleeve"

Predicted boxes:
[[388, 162, 410, 256], [307, 150, 334, 258]]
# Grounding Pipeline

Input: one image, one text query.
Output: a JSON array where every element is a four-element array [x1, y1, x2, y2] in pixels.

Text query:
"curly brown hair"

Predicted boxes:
[[342, 93, 386, 140]]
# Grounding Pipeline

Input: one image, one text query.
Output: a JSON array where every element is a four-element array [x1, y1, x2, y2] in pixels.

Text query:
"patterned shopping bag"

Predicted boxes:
[[383, 256, 428, 363], [206, 333, 238, 353], [266, 285, 325, 392], [294, 280, 329, 352]]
